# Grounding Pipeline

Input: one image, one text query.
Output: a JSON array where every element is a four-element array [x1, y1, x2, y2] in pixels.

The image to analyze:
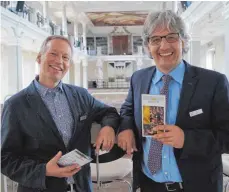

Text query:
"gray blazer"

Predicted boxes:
[[1, 81, 120, 192]]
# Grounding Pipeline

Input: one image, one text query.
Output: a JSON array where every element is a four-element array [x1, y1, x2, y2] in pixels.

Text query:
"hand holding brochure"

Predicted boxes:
[[58, 149, 93, 167], [142, 94, 166, 137]]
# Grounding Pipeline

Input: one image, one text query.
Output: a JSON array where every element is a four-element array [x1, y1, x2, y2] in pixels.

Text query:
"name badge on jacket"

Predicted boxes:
[[189, 109, 203, 117], [80, 115, 87, 121]]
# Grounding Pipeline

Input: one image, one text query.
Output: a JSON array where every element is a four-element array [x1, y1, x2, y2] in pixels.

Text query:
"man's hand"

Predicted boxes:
[[94, 126, 115, 153], [152, 125, 185, 148], [46, 151, 81, 178], [117, 129, 138, 155]]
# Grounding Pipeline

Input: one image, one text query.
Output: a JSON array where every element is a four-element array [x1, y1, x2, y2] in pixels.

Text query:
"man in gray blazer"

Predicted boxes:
[[1, 35, 120, 192]]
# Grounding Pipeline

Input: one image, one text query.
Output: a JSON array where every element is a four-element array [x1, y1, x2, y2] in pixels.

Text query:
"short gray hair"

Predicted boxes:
[[38, 35, 73, 57], [142, 10, 190, 57]]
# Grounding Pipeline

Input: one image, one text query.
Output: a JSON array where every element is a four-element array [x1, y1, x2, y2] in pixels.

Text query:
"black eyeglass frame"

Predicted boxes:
[[148, 33, 180, 46]]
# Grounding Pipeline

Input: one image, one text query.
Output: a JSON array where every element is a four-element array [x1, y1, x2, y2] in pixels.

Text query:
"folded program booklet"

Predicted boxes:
[[58, 149, 93, 167], [142, 94, 166, 137]]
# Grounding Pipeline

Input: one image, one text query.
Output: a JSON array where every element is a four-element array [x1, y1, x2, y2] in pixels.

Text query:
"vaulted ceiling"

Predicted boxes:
[[25, 1, 228, 45]]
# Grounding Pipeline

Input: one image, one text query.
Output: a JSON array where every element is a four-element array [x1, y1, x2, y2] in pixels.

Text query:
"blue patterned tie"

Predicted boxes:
[[148, 75, 172, 174]]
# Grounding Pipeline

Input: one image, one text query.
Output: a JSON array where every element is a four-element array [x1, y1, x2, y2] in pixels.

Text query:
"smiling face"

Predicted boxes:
[[37, 39, 72, 88], [148, 27, 184, 74]]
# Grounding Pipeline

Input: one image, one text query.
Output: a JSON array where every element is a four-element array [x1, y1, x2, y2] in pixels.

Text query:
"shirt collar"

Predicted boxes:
[[34, 76, 63, 97], [152, 60, 185, 85]]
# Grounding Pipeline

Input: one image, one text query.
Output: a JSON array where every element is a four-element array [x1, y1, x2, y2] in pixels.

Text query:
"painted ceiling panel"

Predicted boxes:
[[86, 11, 148, 26]]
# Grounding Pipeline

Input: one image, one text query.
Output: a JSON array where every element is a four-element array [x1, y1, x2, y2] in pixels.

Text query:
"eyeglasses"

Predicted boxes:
[[148, 33, 180, 46]]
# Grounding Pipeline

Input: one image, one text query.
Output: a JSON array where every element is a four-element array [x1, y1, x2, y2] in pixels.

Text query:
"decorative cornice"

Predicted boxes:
[[78, 12, 94, 28], [181, 2, 220, 24], [1, 7, 49, 37]]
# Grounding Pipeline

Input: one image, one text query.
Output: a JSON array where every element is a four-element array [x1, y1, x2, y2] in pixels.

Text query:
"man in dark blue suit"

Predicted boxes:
[[118, 10, 229, 192], [1, 35, 120, 192]]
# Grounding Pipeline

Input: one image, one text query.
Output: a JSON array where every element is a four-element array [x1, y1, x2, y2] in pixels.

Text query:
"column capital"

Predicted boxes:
[[137, 46, 143, 55], [136, 58, 143, 70], [222, 2, 229, 20], [12, 27, 24, 39]]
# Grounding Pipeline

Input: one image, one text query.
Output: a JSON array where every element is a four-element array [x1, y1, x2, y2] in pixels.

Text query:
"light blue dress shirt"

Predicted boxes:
[[142, 61, 185, 182]]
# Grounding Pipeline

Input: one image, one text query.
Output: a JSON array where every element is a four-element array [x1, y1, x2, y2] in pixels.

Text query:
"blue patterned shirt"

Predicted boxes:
[[34, 78, 74, 147], [34, 78, 75, 183]]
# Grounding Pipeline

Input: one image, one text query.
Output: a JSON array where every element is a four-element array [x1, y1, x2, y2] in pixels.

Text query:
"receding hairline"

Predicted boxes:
[[45, 39, 72, 54], [39, 35, 73, 56]]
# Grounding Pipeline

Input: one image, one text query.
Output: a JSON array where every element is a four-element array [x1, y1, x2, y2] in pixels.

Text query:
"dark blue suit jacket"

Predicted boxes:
[[1, 81, 120, 192], [119, 60, 229, 192]]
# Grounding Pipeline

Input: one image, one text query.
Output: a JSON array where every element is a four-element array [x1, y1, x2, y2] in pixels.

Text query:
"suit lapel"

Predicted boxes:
[[140, 66, 156, 94], [25, 81, 66, 149], [137, 67, 156, 136], [176, 61, 199, 126]]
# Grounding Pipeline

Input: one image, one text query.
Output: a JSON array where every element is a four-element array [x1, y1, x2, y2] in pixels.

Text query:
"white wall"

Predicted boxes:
[[200, 44, 207, 68], [200, 35, 225, 73], [213, 36, 225, 73], [22, 51, 37, 88]]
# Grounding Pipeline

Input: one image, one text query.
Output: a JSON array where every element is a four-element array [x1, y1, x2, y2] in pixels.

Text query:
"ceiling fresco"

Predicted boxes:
[[86, 11, 148, 26]]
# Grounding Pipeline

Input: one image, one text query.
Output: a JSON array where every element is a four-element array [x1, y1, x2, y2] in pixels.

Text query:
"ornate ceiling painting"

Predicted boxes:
[[86, 11, 148, 26]]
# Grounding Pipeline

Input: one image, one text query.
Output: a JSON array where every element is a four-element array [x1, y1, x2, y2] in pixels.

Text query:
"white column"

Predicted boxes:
[[172, 1, 178, 13], [107, 35, 110, 55], [82, 57, 88, 89], [137, 58, 143, 70], [1, 44, 9, 103], [162, 2, 167, 10], [223, 3, 229, 79], [189, 37, 201, 67], [42, 1, 50, 33], [82, 23, 87, 53], [74, 21, 79, 42], [94, 36, 96, 53], [30, 7, 37, 24], [62, 4, 68, 37], [43, 1, 48, 20], [7, 28, 24, 94], [97, 47, 102, 56], [74, 59, 82, 87], [138, 46, 143, 55], [186, 20, 201, 66], [55, 25, 61, 35], [96, 58, 103, 88], [131, 35, 134, 54]]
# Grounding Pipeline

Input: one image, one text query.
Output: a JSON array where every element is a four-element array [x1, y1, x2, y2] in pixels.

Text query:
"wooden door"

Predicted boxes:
[[112, 36, 128, 55]]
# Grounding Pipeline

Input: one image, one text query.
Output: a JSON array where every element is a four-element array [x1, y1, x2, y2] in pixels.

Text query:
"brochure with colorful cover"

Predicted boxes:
[[142, 94, 166, 137]]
